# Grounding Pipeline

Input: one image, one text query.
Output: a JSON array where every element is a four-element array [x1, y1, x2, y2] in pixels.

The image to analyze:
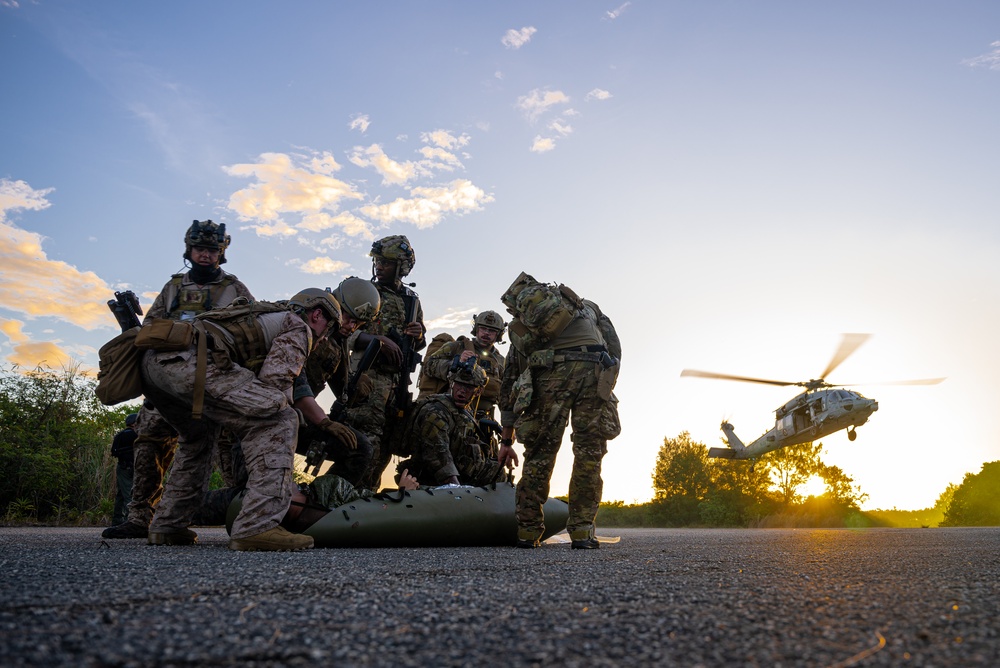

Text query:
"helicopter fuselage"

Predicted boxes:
[[709, 388, 878, 460]]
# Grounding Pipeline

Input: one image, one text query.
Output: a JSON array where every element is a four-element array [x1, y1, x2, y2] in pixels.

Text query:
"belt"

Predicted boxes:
[[553, 351, 604, 364], [555, 345, 607, 354]]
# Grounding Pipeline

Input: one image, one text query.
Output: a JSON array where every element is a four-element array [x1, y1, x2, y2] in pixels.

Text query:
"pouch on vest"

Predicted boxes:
[[134, 318, 196, 351], [416, 332, 456, 397], [95, 326, 144, 406], [527, 348, 554, 369]]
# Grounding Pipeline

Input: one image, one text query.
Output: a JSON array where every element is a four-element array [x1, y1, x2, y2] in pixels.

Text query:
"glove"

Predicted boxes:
[[317, 418, 358, 450], [350, 372, 374, 406]]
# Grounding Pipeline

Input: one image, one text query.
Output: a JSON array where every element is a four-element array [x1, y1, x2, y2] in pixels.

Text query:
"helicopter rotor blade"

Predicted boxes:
[[818, 333, 871, 381], [680, 369, 796, 387], [835, 377, 946, 387]]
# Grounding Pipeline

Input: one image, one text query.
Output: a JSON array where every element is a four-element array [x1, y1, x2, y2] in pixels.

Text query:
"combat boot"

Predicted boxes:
[[228, 526, 314, 552], [570, 529, 600, 550], [147, 527, 197, 546], [102, 521, 148, 539]]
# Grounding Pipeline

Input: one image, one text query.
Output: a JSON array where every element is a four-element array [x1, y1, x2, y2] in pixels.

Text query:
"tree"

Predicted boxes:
[[940, 462, 1000, 527], [0, 364, 139, 522], [760, 441, 824, 505], [651, 432, 712, 525], [817, 463, 868, 509]]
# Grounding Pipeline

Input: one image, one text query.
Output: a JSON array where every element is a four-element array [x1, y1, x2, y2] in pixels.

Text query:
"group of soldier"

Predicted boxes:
[[103, 219, 621, 551]]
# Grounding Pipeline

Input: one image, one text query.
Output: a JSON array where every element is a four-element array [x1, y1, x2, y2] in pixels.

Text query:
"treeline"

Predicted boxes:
[[2, 367, 998, 528], [0, 365, 140, 523], [598, 432, 998, 529]]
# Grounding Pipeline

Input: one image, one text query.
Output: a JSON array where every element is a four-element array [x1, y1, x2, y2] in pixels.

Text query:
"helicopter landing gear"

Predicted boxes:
[[847, 427, 857, 442]]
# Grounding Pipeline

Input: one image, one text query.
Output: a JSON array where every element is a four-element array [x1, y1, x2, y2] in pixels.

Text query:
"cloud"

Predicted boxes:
[[421, 130, 470, 151], [516, 88, 570, 122], [224, 151, 368, 236], [349, 114, 371, 133], [586, 88, 613, 101], [605, 2, 631, 20], [0, 318, 29, 343], [348, 144, 421, 186], [0, 180, 115, 330], [296, 256, 351, 275], [5, 341, 75, 369], [548, 119, 574, 137], [360, 179, 494, 229], [962, 41, 1000, 70], [530, 136, 557, 153], [501, 26, 537, 49], [426, 307, 478, 332], [296, 211, 372, 238]]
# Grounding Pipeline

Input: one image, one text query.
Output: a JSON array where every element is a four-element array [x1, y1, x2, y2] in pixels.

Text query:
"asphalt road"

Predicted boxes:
[[0, 526, 997, 667]]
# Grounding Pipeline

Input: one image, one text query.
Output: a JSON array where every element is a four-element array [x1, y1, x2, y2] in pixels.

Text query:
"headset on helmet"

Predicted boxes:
[[370, 235, 415, 279], [184, 220, 231, 265], [471, 310, 507, 342], [333, 277, 381, 322], [288, 288, 343, 335]]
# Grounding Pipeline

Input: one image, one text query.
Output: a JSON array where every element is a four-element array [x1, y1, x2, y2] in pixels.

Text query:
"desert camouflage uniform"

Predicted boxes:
[[293, 336, 373, 485], [142, 311, 309, 540], [420, 337, 505, 419], [403, 395, 505, 486], [125, 270, 252, 528], [500, 301, 622, 542], [345, 281, 424, 490]]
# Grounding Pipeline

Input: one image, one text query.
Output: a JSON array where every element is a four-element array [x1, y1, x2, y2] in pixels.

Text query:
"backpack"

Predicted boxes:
[[501, 272, 583, 344], [416, 332, 457, 397], [95, 326, 144, 406]]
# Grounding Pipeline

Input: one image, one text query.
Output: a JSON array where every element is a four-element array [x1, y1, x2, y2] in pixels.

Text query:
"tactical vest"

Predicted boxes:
[[166, 273, 237, 320], [195, 299, 301, 374]]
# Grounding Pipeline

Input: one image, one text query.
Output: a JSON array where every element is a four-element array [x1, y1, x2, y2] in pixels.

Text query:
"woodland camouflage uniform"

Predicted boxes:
[[346, 258, 425, 490], [420, 337, 504, 419], [499, 276, 622, 544], [116, 247, 252, 534], [402, 394, 505, 486]]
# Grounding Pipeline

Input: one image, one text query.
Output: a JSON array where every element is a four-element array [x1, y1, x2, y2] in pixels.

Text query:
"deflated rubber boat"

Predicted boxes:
[[226, 481, 569, 548]]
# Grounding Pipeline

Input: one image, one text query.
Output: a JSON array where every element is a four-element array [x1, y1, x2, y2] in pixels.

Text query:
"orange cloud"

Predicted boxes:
[[6, 340, 75, 370]]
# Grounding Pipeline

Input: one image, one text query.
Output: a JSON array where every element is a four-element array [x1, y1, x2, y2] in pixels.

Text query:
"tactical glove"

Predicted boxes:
[[351, 372, 374, 406], [317, 418, 357, 450]]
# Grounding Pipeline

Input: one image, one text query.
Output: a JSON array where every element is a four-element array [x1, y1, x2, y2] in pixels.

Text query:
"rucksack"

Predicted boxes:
[[416, 332, 458, 397], [95, 326, 144, 406], [501, 272, 583, 343], [195, 298, 292, 372]]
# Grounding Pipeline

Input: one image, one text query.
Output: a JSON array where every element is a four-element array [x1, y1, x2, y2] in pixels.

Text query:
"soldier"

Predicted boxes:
[[497, 274, 622, 550], [418, 310, 506, 420], [345, 236, 425, 490], [141, 288, 342, 551], [103, 220, 253, 540], [109, 413, 138, 526], [292, 277, 382, 486], [399, 363, 506, 487]]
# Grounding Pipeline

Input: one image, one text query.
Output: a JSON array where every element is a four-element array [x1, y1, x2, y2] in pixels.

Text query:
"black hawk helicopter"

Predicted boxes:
[[681, 334, 944, 461]]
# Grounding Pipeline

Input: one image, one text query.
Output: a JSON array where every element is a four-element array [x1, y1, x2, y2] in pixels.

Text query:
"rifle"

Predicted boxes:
[[387, 293, 422, 419], [305, 337, 383, 475], [107, 290, 143, 332]]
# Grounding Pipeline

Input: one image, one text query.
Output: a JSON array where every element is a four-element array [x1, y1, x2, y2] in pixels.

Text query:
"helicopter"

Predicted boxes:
[[680, 334, 944, 461]]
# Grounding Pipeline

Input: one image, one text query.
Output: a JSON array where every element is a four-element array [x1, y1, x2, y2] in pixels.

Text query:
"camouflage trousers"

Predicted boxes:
[[141, 349, 298, 540], [513, 360, 618, 540], [125, 403, 178, 527], [344, 369, 399, 490]]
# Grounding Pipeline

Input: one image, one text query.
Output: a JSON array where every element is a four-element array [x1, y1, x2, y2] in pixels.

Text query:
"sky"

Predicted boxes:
[[2, 1, 999, 511]]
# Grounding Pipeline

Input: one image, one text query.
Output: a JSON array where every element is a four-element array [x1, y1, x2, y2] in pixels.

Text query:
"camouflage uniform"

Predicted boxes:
[[500, 294, 622, 543], [345, 281, 424, 490], [402, 395, 505, 486], [293, 336, 373, 485], [420, 337, 504, 419], [142, 311, 309, 540], [125, 269, 253, 528]]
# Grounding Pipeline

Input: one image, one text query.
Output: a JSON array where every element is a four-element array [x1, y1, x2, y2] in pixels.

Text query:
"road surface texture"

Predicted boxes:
[[0, 526, 997, 666]]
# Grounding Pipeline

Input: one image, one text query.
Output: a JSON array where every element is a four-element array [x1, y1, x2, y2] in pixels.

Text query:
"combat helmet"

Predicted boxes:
[[370, 235, 415, 279], [125, 413, 138, 427], [288, 288, 343, 335], [184, 220, 231, 265], [333, 277, 381, 323], [448, 362, 488, 388], [471, 310, 507, 342]]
